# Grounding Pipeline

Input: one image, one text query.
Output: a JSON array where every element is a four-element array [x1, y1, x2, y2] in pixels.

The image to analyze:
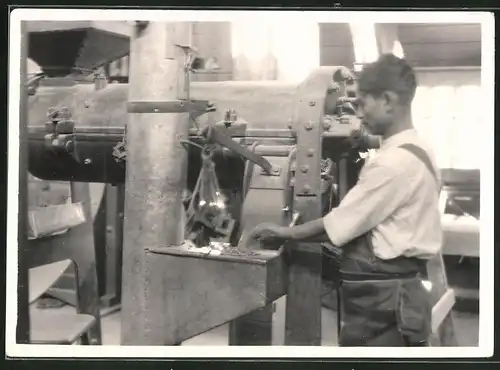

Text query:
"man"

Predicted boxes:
[[245, 54, 442, 346]]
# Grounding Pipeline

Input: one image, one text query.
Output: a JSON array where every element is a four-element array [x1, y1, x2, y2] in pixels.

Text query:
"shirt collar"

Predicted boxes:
[[380, 128, 418, 150]]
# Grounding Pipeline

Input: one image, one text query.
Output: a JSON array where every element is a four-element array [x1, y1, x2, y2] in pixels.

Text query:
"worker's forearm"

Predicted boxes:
[[303, 232, 331, 243], [281, 218, 326, 242]]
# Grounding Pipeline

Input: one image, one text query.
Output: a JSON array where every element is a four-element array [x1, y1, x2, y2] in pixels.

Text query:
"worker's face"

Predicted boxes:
[[356, 91, 396, 136]]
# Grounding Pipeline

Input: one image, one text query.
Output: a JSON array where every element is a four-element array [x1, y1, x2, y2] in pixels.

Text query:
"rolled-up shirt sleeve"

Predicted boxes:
[[323, 160, 413, 247]]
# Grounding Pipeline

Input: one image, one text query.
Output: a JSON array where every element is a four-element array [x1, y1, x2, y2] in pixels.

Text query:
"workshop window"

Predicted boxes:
[[349, 22, 379, 64], [412, 69, 482, 170], [231, 20, 320, 83]]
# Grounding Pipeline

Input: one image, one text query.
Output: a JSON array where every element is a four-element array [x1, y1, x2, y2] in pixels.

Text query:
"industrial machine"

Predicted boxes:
[[23, 22, 455, 346], [27, 66, 375, 341]]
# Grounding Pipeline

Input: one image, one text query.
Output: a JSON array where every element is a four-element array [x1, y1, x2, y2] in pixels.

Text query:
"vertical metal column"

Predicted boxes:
[[285, 81, 324, 346], [17, 20, 30, 344], [284, 67, 346, 345], [120, 22, 190, 345]]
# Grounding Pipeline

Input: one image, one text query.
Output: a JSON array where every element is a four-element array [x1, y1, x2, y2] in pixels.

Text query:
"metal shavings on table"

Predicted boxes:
[[179, 240, 259, 257]]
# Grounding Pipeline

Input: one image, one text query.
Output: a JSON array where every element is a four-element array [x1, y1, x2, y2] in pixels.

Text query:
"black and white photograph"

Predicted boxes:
[[6, 8, 494, 358]]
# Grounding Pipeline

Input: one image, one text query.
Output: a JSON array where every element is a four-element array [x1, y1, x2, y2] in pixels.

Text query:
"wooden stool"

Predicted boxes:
[[25, 182, 103, 345], [28, 260, 97, 345]]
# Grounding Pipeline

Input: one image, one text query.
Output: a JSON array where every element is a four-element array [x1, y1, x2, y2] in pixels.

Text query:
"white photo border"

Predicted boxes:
[[6, 8, 495, 359]]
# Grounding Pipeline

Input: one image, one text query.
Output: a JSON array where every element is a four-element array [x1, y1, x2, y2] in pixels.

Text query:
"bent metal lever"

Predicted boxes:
[[199, 125, 274, 174]]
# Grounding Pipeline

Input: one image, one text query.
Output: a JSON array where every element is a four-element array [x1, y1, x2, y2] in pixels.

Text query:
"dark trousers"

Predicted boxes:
[[338, 276, 432, 347]]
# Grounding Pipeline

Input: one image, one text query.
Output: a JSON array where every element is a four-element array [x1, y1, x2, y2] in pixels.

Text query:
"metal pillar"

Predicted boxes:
[[120, 22, 190, 345], [17, 20, 30, 344]]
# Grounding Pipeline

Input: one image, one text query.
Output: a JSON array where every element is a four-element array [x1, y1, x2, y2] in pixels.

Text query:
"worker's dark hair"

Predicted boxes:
[[357, 54, 417, 105]]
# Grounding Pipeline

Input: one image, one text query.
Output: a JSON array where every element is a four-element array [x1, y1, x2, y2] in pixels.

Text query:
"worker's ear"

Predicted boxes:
[[382, 90, 399, 112]]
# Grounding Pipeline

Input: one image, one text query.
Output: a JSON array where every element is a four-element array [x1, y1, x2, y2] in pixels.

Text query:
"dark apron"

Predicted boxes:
[[327, 143, 439, 347], [335, 234, 431, 347]]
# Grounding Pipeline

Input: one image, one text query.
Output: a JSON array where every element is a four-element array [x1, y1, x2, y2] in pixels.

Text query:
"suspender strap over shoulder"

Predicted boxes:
[[398, 143, 440, 192]]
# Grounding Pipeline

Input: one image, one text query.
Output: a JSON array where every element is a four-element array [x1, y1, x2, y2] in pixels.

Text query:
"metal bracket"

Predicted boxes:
[[43, 106, 79, 160], [127, 100, 211, 114]]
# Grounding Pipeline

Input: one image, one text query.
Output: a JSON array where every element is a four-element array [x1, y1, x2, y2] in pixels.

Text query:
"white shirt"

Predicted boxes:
[[323, 129, 443, 260]]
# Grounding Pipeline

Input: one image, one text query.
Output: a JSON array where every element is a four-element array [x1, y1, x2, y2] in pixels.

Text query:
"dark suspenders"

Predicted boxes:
[[398, 143, 440, 191]]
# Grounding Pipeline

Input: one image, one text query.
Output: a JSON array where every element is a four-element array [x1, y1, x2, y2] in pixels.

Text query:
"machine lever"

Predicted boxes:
[[200, 125, 274, 174]]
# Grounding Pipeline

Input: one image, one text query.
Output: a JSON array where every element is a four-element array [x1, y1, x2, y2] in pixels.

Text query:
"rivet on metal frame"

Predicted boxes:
[[307, 149, 314, 157], [300, 165, 309, 173], [309, 101, 316, 107], [302, 185, 311, 194], [304, 121, 313, 130]]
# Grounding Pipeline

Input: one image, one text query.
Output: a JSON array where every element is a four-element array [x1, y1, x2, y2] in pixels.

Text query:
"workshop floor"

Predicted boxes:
[[97, 297, 480, 346]]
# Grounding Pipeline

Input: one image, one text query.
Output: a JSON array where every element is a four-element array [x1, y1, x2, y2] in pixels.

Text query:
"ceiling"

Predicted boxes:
[[397, 23, 481, 67], [319, 22, 482, 68]]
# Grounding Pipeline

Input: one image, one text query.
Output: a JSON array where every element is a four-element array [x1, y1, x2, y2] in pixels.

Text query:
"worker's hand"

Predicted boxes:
[[239, 223, 289, 250], [251, 223, 289, 244]]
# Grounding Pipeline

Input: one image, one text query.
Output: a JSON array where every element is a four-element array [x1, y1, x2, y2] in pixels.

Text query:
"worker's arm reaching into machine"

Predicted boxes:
[[246, 157, 412, 249]]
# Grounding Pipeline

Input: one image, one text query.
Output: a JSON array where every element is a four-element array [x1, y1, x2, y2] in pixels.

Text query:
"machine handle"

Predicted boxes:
[[200, 125, 274, 174]]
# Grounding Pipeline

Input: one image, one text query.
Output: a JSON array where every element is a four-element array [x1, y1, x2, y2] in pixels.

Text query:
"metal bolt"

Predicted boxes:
[[307, 149, 314, 157], [84, 158, 92, 165], [287, 118, 293, 129], [303, 185, 311, 194], [309, 101, 316, 107], [154, 108, 159, 113], [106, 226, 113, 233], [300, 165, 309, 173], [305, 121, 313, 130], [84, 101, 90, 108]]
